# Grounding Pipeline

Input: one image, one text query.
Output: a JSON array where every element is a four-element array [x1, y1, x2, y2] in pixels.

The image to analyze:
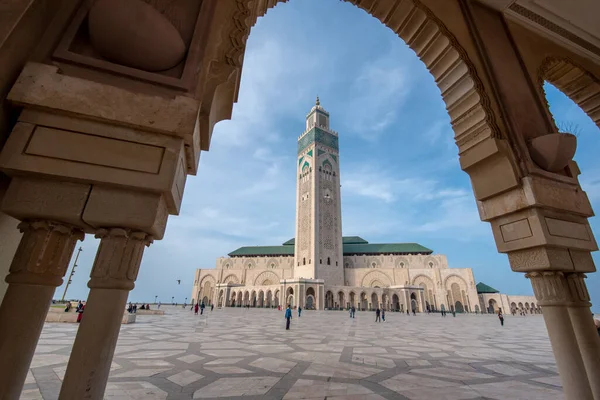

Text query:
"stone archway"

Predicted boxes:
[[539, 57, 600, 128], [203, 0, 503, 164]]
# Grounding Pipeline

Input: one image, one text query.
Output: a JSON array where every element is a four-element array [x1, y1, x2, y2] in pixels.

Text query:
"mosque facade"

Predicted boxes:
[[192, 100, 538, 314]]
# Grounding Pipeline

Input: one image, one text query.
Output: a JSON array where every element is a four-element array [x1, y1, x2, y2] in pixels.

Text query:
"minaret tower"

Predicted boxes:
[[294, 97, 344, 286]]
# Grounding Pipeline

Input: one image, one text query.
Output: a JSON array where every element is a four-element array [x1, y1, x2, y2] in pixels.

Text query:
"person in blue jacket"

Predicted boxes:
[[285, 305, 292, 330]]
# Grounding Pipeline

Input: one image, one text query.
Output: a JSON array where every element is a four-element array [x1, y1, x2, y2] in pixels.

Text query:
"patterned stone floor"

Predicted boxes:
[[21, 307, 563, 400]]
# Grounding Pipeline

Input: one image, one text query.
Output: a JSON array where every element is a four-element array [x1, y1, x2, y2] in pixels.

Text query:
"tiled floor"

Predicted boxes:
[[21, 307, 563, 399]]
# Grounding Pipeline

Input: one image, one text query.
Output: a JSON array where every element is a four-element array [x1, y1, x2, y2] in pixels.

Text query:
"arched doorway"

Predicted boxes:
[[251, 290, 257, 307], [455, 301, 464, 313], [306, 295, 314, 309], [488, 299, 498, 314], [410, 293, 418, 312], [258, 290, 265, 308], [286, 287, 294, 308], [202, 296, 209, 306], [337, 291, 345, 310], [474, 305, 480, 313], [349, 292, 356, 308], [306, 287, 315, 309], [371, 293, 378, 310], [325, 291, 334, 309], [360, 292, 367, 311], [392, 294, 400, 311], [266, 291, 272, 308], [274, 290, 280, 308]]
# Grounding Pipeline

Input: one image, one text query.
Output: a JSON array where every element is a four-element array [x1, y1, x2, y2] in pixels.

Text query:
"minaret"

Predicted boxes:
[[294, 97, 344, 286]]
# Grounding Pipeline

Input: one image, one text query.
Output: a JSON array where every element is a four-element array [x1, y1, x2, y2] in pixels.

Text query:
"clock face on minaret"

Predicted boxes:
[[293, 98, 344, 286]]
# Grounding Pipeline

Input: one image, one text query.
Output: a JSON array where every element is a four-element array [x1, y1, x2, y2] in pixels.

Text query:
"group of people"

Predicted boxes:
[[126, 303, 150, 313]]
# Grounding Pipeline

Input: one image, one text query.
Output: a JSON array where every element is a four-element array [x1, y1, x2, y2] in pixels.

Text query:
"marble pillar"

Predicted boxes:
[[0, 221, 83, 399], [527, 271, 595, 400], [59, 228, 152, 400]]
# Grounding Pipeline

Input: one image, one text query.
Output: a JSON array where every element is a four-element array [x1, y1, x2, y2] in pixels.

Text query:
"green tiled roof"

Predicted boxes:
[[343, 243, 432, 255], [229, 238, 432, 257], [282, 236, 369, 246], [228, 246, 294, 257], [476, 282, 499, 294]]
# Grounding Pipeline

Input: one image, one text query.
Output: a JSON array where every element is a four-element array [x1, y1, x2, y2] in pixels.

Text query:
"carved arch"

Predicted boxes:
[[443, 274, 468, 291], [202, 0, 503, 154], [253, 270, 281, 286], [199, 274, 216, 288], [361, 270, 393, 288], [412, 274, 434, 287], [222, 274, 240, 284], [538, 57, 600, 128]]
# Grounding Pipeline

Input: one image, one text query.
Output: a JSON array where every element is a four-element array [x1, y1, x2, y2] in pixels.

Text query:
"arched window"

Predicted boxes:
[[327, 257, 331, 265]]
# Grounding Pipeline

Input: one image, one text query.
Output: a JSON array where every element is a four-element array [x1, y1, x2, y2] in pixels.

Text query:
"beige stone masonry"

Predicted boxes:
[[0, 110, 188, 215], [1, 177, 92, 230], [83, 187, 168, 239], [7, 62, 200, 174]]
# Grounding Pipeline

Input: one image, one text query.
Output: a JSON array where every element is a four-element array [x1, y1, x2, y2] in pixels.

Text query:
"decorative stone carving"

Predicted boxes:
[[222, 274, 240, 284], [566, 273, 591, 306], [6, 221, 84, 287], [89, 228, 153, 290], [526, 271, 569, 306], [361, 270, 393, 288], [88, 0, 187, 72], [253, 271, 280, 286]]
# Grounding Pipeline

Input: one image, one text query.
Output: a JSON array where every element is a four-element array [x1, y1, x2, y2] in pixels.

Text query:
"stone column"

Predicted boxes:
[[526, 271, 595, 400], [565, 273, 600, 399], [59, 228, 152, 400], [0, 221, 83, 399]]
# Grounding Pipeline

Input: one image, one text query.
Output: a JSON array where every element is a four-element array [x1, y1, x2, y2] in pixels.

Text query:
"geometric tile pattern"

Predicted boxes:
[[22, 307, 563, 399]]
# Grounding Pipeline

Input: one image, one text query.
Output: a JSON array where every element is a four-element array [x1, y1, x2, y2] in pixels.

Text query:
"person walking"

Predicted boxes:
[[194, 303, 199, 315], [285, 305, 292, 330], [200, 302, 205, 315], [381, 308, 386, 322], [157, 302, 161, 309], [211, 304, 214, 312], [498, 311, 504, 326], [352, 306, 356, 318], [298, 306, 302, 317], [375, 308, 381, 323]]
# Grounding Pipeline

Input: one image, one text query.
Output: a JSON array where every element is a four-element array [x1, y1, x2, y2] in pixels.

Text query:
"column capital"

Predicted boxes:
[[6, 220, 84, 286], [525, 271, 590, 307], [88, 228, 153, 290]]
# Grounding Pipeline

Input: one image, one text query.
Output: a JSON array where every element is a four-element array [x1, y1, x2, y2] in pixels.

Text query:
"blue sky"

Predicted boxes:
[[54, 0, 600, 312]]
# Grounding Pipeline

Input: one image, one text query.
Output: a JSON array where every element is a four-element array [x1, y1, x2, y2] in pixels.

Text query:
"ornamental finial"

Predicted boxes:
[[316, 96, 320, 106]]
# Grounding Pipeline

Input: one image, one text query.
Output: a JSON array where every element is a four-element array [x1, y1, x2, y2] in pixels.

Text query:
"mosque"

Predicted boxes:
[[191, 99, 539, 314]]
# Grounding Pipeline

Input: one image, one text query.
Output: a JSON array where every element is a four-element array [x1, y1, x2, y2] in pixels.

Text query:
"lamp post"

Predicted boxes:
[[154, 295, 158, 304], [171, 296, 174, 305], [61, 247, 83, 302]]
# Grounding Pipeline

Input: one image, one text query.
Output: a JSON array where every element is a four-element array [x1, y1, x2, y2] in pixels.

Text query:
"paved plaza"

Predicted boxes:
[[22, 307, 563, 400]]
